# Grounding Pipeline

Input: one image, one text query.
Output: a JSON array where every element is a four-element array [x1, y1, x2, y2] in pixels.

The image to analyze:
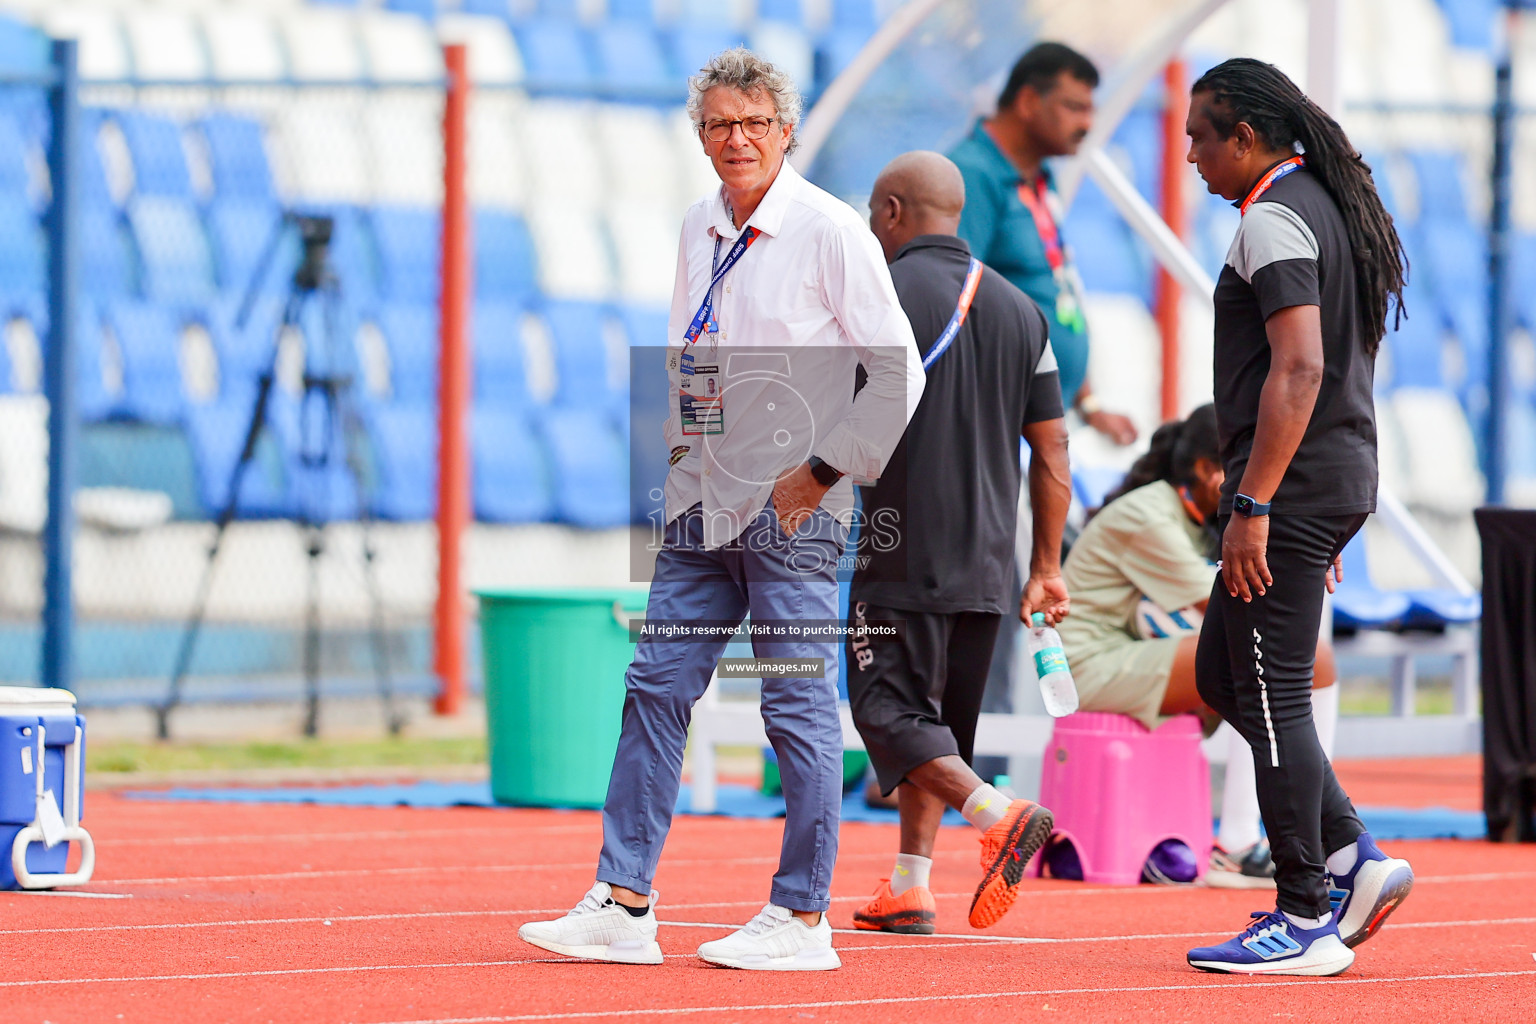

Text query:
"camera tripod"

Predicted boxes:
[[156, 213, 403, 741]]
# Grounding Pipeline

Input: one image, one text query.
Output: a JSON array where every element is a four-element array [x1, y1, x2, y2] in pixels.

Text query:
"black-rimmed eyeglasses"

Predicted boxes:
[[697, 116, 779, 142]]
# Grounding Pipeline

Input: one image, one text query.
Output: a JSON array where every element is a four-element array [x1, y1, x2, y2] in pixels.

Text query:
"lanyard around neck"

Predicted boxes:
[[1240, 156, 1305, 216], [1015, 176, 1065, 272], [683, 226, 761, 351], [922, 258, 984, 370]]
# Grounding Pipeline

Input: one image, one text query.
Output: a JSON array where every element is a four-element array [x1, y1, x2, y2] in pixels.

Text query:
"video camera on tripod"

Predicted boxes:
[[157, 208, 402, 741]]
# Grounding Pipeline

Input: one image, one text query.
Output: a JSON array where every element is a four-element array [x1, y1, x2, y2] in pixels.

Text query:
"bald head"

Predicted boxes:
[[868, 151, 966, 263]]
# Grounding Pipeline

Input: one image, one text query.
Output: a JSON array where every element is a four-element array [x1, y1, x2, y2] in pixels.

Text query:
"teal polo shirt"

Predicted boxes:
[[948, 119, 1090, 406]]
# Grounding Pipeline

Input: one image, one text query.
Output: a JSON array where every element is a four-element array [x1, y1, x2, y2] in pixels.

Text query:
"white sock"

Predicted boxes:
[[961, 784, 1009, 832], [1217, 724, 1263, 853], [889, 853, 932, 896], [1326, 842, 1359, 876], [1284, 910, 1331, 930], [1312, 684, 1339, 759]]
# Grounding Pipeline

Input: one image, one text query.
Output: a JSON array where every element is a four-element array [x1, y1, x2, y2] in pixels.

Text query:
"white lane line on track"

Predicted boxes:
[[86, 864, 1536, 891], [99, 825, 603, 847], [358, 970, 1536, 1024]]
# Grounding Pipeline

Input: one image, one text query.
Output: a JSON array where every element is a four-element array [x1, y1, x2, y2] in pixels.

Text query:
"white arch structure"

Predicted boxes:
[[793, 0, 1472, 597]]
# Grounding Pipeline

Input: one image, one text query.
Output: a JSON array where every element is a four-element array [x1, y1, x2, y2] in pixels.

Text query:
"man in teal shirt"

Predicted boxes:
[[949, 41, 1137, 443]]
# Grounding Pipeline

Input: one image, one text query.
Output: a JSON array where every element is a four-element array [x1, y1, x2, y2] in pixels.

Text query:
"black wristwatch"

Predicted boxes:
[[1232, 493, 1272, 518], [807, 456, 843, 487]]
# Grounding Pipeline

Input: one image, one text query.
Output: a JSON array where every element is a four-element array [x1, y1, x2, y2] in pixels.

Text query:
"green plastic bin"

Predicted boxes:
[[477, 586, 649, 808]]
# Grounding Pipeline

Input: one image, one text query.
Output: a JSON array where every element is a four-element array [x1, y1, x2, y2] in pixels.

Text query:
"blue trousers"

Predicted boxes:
[[597, 502, 845, 912]]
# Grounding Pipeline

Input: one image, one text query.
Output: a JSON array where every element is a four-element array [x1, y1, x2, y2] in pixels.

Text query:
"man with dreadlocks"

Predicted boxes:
[[1180, 58, 1413, 977]]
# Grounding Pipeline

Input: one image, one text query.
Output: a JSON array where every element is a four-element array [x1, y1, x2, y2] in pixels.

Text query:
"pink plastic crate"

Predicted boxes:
[[1035, 711, 1211, 885]]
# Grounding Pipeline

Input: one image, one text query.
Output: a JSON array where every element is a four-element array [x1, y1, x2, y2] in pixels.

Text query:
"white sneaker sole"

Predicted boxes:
[[1203, 870, 1277, 890], [1338, 858, 1414, 948], [518, 928, 663, 965], [1189, 937, 1355, 977], [698, 947, 842, 971]]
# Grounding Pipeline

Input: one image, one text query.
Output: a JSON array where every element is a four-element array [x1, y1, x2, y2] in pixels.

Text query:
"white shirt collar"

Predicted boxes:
[[707, 158, 802, 241]]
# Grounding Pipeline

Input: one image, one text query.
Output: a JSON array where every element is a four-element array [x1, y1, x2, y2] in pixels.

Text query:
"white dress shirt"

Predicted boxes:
[[662, 161, 925, 549]]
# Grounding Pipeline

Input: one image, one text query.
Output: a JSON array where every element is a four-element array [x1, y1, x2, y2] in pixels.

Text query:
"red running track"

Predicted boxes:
[[4, 758, 1532, 1024]]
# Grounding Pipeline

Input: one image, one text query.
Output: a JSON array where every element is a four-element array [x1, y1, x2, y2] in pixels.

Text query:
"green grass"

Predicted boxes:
[[87, 735, 487, 775]]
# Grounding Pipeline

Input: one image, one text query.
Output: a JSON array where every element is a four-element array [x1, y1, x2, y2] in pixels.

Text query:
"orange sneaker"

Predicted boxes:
[[968, 799, 1053, 928], [852, 878, 937, 935]]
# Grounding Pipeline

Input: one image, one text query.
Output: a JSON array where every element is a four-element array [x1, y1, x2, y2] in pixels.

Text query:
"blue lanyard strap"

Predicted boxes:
[[922, 258, 985, 370], [683, 226, 760, 350]]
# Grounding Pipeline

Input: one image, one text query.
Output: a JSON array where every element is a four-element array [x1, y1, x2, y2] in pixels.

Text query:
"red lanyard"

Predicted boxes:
[[1240, 156, 1305, 216], [1015, 176, 1066, 273]]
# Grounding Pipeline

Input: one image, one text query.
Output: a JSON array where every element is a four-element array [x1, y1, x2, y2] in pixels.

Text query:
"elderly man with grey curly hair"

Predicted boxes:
[[520, 48, 924, 972]]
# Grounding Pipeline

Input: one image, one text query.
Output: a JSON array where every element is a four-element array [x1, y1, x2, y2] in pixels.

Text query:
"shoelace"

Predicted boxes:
[[569, 886, 610, 917], [1241, 910, 1289, 939], [740, 905, 788, 936]]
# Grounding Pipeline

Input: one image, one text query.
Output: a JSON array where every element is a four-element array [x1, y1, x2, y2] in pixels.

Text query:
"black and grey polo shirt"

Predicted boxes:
[[1212, 165, 1379, 517]]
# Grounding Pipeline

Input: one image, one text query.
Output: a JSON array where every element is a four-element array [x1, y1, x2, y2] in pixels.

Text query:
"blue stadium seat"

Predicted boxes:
[[459, 0, 514, 18], [606, 0, 657, 23], [74, 303, 117, 422], [81, 207, 132, 301], [472, 301, 530, 408], [1417, 220, 1485, 303], [377, 303, 438, 405], [1383, 291, 1444, 391], [114, 111, 193, 199], [385, 0, 438, 19], [514, 20, 598, 94], [204, 199, 290, 295], [370, 205, 439, 305], [1514, 233, 1536, 331], [619, 306, 669, 349], [1437, 0, 1496, 50], [1071, 466, 1125, 511], [670, 27, 746, 83], [368, 402, 436, 520], [1111, 109, 1160, 202], [757, 0, 806, 26], [0, 114, 34, 205], [0, 195, 43, 302], [184, 387, 293, 518], [542, 299, 611, 406], [107, 301, 187, 424], [197, 115, 277, 203], [1358, 149, 1398, 216], [207, 295, 284, 388], [80, 110, 117, 211], [474, 209, 537, 303], [593, 21, 673, 97], [0, 15, 48, 77], [815, 29, 867, 86], [126, 196, 216, 305], [626, 331, 669, 523], [1331, 534, 1412, 631], [1402, 587, 1482, 630], [1069, 217, 1149, 299], [473, 406, 554, 522], [1407, 150, 1468, 224], [295, 297, 363, 384], [269, 387, 364, 523], [534, 0, 581, 19], [830, 0, 879, 32], [676, 0, 738, 26], [536, 405, 628, 527]]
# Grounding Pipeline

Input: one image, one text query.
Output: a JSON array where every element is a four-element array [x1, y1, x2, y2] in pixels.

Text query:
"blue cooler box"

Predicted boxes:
[[0, 687, 94, 889]]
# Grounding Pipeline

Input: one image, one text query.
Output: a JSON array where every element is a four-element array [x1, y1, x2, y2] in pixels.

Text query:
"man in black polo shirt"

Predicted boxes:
[[845, 151, 1072, 934], [1182, 58, 1413, 977]]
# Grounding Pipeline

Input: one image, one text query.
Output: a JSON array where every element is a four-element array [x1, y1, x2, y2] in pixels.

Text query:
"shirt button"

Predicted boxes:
[[725, 286, 731, 293], [705, 468, 712, 477]]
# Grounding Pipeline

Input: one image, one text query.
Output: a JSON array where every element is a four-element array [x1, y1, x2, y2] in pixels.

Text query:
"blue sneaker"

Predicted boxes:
[[1327, 832, 1413, 948], [1187, 910, 1354, 976]]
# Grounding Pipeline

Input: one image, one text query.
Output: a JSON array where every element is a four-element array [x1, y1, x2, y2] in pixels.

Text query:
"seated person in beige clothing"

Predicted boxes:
[[1058, 405, 1340, 887]]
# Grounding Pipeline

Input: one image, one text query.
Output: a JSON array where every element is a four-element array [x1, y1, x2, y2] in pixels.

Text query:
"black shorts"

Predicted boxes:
[[845, 599, 1003, 795]]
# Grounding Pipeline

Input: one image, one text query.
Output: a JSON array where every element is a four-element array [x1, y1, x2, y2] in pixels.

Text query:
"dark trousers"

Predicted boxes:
[[847, 601, 1003, 796], [1195, 513, 1368, 918]]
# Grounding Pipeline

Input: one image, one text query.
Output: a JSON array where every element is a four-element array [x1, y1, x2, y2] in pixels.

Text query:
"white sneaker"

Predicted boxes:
[[517, 882, 663, 965], [696, 904, 841, 971]]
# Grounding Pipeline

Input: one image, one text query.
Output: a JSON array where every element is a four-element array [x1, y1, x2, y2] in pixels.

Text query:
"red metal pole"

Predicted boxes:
[[1156, 59, 1189, 423], [434, 43, 471, 715]]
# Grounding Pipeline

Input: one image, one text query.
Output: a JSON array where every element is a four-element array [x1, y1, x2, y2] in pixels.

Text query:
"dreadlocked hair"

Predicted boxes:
[[1192, 58, 1406, 357], [1100, 405, 1221, 559]]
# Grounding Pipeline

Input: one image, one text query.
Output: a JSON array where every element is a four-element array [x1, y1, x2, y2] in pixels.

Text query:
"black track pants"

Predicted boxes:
[[1196, 513, 1368, 918]]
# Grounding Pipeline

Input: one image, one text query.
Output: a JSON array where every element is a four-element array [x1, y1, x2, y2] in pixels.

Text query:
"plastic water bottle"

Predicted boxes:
[[1029, 612, 1079, 717]]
